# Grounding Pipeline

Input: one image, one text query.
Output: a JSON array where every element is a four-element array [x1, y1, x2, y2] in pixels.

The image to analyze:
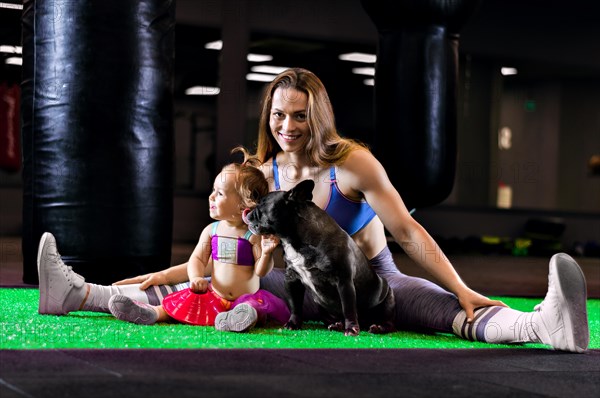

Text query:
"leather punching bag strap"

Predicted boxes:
[[21, 0, 175, 284], [0, 83, 21, 172], [362, 0, 480, 209]]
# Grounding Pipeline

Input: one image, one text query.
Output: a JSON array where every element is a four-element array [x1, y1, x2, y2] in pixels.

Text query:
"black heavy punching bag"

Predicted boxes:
[[21, 0, 175, 284], [362, 0, 479, 209]]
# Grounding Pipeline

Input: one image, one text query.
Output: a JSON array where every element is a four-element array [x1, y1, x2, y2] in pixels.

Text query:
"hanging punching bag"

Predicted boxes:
[[21, 0, 175, 284], [362, 0, 479, 209]]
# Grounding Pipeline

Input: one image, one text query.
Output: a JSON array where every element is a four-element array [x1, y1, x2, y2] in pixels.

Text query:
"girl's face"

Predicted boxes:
[[269, 87, 310, 154], [208, 171, 243, 221]]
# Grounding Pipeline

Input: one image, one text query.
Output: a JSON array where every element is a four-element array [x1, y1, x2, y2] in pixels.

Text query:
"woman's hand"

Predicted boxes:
[[112, 272, 169, 290], [189, 277, 208, 294], [457, 288, 508, 322], [261, 234, 281, 255]]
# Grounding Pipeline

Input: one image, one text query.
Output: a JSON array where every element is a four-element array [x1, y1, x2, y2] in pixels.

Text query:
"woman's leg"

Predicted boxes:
[[370, 247, 462, 333], [451, 253, 589, 352], [37, 232, 188, 314], [373, 247, 589, 352]]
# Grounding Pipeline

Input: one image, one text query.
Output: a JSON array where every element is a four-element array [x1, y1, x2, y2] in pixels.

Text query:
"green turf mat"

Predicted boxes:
[[1, 288, 598, 350]]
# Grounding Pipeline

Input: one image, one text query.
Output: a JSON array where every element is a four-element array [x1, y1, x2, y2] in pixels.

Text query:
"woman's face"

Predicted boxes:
[[269, 87, 310, 155]]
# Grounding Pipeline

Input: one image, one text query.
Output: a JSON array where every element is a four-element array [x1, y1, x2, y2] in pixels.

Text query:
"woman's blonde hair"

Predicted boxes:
[[252, 68, 368, 166], [222, 150, 269, 209]]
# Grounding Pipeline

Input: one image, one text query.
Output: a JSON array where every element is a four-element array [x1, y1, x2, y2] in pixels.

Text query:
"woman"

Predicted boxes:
[[37, 68, 589, 352]]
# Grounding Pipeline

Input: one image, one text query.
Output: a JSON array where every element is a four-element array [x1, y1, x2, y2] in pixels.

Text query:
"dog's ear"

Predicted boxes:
[[287, 180, 315, 202]]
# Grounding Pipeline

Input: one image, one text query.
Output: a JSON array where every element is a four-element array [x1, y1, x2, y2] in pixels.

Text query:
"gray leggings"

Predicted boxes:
[[259, 246, 462, 333]]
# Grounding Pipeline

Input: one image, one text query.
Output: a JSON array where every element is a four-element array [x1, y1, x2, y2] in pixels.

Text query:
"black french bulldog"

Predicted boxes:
[[244, 180, 395, 336]]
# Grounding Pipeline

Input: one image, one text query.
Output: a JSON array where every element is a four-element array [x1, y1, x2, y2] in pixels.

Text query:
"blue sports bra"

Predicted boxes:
[[272, 157, 376, 236]]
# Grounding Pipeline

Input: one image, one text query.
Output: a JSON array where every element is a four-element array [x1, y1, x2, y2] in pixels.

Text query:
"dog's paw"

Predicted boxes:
[[344, 326, 360, 337], [327, 322, 344, 332], [327, 322, 360, 336], [368, 323, 395, 335], [284, 321, 302, 330], [284, 314, 303, 330]]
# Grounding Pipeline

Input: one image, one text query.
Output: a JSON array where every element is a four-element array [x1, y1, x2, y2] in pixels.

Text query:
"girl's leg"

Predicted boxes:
[[213, 303, 258, 332], [37, 232, 188, 314], [240, 289, 291, 325], [107, 295, 170, 325], [251, 289, 292, 325], [215, 289, 291, 332]]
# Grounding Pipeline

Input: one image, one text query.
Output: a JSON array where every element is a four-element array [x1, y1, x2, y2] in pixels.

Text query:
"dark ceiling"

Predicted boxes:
[[460, 0, 600, 78], [1, 0, 599, 93]]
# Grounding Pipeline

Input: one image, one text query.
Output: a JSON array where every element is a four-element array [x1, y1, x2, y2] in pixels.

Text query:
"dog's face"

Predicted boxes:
[[243, 180, 315, 236]]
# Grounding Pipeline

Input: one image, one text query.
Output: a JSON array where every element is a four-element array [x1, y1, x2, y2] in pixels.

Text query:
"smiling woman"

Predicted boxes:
[[270, 88, 309, 151]]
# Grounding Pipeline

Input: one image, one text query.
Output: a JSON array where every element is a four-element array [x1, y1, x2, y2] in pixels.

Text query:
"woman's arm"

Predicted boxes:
[[343, 150, 506, 320], [112, 263, 189, 289]]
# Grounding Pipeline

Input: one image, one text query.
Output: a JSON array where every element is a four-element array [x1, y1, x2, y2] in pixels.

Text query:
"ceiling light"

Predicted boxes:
[[363, 79, 375, 86], [247, 53, 273, 62], [0, 2, 23, 10], [352, 67, 375, 76], [250, 65, 289, 75], [185, 86, 220, 96], [0, 45, 22, 54], [246, 73, 278, 82], [501, 67, 518, 76], [5, 57, 22, 66], [204, 40, 223, 50], [339, 52, 377, 63]]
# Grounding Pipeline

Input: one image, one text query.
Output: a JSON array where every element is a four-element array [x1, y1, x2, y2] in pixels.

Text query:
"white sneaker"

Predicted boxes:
[[215, 303, 258, 332], [37, 232, 87, 315], [531, 253, 589, 353], [108, 295, 158, 325]]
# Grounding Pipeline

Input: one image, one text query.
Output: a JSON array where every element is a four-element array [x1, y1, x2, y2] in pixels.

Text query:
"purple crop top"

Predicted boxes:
[[272, 157, 376, 236], [210, 222, 255, 266]]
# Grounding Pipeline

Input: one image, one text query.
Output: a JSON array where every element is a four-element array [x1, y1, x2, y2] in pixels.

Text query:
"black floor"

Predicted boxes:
[[1, 349, 599, 397]]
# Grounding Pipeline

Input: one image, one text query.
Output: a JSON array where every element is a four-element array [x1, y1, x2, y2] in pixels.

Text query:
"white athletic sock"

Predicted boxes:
[[81, 283, 151, 313], [452, 306, 540, 344], [80, 282, 188, 313]]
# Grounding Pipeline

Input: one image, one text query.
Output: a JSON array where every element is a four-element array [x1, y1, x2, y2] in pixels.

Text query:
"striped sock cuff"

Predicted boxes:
[[146, 282, 191, 306], [452, 306, 503, 342]]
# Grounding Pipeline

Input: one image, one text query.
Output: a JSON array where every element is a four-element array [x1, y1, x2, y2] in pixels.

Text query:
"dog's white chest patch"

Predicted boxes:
[[282, 242, 318, 294]]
